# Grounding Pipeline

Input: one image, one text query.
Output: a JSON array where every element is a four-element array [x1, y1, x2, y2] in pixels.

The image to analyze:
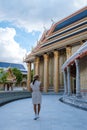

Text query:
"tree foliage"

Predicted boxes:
[[12, 68, 23, 84], [31, 69, 34, 82], [0, 69, 8, 83]]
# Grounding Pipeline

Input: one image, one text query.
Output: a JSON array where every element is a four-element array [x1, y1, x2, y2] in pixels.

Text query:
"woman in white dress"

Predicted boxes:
[[30, 74, 42, 120]]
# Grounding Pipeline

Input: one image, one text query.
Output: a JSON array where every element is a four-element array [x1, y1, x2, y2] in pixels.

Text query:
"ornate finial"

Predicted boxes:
[[43, 26, 47, 31], [51, 19, 55, 25]]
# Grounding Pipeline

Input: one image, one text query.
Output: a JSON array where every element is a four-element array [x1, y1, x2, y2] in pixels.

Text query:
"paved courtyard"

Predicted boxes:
[[0, 95, 87, 130]]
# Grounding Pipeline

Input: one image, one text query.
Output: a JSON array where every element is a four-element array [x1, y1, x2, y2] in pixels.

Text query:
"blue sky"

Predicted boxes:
[[0, 20, 41, 51], [0, 0, 87, 65]]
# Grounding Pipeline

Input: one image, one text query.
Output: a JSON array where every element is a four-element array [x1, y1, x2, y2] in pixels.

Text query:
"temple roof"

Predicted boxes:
[[62, 41, 87, 70], [0, 62, 27, 75], [53, 9, 87, 32], [24, 6, 87, 62]]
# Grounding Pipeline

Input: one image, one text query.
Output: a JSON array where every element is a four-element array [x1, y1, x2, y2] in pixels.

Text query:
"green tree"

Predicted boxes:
[[31, 69, 34, 82], [12, 68, 23, 85], [0, 69, 8, 84]]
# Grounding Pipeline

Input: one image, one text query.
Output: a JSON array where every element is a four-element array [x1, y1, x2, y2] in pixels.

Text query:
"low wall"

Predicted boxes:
[[59, 96, 87, 111], [0, 91, 31, 106]]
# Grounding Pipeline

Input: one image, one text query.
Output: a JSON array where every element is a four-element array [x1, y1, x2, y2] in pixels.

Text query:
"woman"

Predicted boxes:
[[30, 74, 42, 120]]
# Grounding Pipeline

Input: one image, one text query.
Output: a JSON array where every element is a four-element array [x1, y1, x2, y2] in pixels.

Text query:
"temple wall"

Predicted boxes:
[[80, 56, 87, 96], [59, 51, 66, 89], [49, 55, 54, 87], [72, 44, 81, 54]]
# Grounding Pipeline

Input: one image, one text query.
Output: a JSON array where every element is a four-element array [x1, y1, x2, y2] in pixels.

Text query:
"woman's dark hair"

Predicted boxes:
[[33, 78, 37, 85], [32, 75, 39, 85]]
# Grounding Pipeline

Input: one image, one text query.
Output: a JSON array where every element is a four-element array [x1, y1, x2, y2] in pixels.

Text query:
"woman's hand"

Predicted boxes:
[[40, 86, 43, 92], [30, 87, 33, 92]]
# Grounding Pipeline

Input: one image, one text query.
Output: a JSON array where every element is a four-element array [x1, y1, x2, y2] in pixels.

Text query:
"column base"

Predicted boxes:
[[76, 93, 82, 98], [68, 93, 72, 96], [43, 88, 48, 93], [63, 92, 68, 95]]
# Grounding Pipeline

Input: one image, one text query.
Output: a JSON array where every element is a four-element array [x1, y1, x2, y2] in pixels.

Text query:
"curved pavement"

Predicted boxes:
[[0, 95, 87, 130]]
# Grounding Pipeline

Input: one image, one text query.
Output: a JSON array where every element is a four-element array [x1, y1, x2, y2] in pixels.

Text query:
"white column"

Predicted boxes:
[[27, 62, 31, 91], [66, 46, 72, 59], [34, 57, 40, 75], [53, 51, 59, 92], [63, 70, 67, 95], [75, 59, 81, 97], [43, 54, 49, 92], [67, 66, 71, 96]]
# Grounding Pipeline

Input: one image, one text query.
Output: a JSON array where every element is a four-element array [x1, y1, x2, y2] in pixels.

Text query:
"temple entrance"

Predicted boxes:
[[73, 79, 76, 94], [70, 63, 76, 94]]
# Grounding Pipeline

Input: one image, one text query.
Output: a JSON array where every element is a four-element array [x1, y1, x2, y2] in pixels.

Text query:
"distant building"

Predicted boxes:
[[0, 62, 27, 90], [0, 68, 16, 91], [24, 6, 87, 96], [0, 62, 27, 74]]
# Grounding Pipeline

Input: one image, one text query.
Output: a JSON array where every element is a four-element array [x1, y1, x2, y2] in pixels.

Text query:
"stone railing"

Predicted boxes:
[[59, 96, 87, 111], [0, 91, 31, 106]]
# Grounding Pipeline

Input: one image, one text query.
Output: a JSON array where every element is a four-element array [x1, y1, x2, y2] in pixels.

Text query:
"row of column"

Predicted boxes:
[[63, 59, 81, 97], [27, 50, 59, 92], [27, 46, 72, 92]]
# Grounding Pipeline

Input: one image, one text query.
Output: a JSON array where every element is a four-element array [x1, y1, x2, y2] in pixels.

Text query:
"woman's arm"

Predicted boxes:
[[30, 83, 33, 92], [39, 83, 43, 92]]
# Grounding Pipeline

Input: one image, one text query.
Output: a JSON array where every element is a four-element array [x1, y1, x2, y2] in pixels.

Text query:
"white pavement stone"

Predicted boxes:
[[0, 95, 87, 130]]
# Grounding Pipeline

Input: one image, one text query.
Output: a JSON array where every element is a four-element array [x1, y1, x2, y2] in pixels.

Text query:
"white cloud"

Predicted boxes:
[[0, 0, 86, 67], [0, 0, 86, 32], [0, 27, 27, 63], [74, 0, 87, 8]]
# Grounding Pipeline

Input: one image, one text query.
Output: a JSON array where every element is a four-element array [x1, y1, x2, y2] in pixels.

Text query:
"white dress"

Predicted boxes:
[[30, 80, 42, 105]]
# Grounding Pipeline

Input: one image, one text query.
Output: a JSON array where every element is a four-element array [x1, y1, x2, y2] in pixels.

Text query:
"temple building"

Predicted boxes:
[[24, 6, 87, 94], [62, 41, 87, 97], [0, 67, 16, 91], [0, 62, 27, 90]]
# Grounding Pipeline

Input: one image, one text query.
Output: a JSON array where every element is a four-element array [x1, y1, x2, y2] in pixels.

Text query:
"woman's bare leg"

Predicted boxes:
[[38, 104, 41, 115], [34, 104, 37, 114]]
